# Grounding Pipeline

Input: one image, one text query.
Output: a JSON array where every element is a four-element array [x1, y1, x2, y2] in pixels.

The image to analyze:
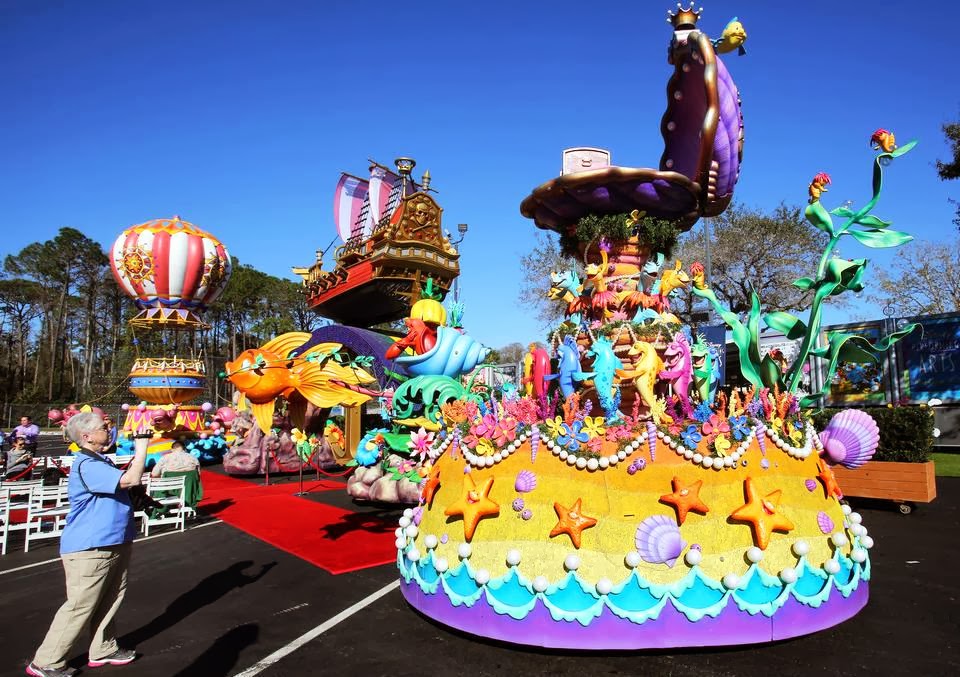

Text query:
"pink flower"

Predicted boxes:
[[586, 437, 603, 453], [701, 414, 730, 437]]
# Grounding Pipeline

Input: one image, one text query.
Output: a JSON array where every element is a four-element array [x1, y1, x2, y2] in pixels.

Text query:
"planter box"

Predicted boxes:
[[833, 460, 937, 512]]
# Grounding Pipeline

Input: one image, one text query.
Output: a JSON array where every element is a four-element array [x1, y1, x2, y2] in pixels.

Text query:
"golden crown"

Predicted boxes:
[[667, 3, 703, 29]]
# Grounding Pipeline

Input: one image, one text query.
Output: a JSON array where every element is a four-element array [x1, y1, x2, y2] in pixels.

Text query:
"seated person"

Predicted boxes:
[[4, 437, 33, 479], [151, 440, 200, 477]]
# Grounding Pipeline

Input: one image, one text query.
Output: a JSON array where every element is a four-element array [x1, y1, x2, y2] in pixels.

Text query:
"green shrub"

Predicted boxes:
[[810, 406, 935, 463], [558, 213, 680, 259]]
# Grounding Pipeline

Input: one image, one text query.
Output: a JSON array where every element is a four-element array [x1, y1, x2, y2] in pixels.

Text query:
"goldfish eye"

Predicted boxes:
[[255, 354, 267, 367], [241, 359, 252, 370]]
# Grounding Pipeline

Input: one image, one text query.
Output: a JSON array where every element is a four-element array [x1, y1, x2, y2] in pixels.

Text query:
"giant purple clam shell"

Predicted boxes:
[[514, 470, 537, 493], [817, 511, 835, 534], [819, 409, 879, 469], [635, 515, 686, 568]]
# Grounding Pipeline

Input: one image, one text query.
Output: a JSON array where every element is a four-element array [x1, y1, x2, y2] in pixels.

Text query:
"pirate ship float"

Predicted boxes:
[[395, 5, 917, 650]]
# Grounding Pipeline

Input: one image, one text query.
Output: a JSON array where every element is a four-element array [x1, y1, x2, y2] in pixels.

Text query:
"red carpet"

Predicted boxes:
[[198, 471, 397, 575]]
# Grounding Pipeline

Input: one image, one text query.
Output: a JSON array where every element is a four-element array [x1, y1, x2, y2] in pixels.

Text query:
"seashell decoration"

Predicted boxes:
[[515, 470, 538, 493], [817, 511, 834, 534], [635, 514, 686, 568], [646, 421, 657, 461], [755, 423, 766, 455], [395, 327, 490, 378], [818, 409, 879, 469], [805, 478, 818, 492]]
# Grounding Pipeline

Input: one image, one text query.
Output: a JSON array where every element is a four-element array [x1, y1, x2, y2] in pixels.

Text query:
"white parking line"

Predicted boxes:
[[233, 580, 401, 677], [0, 520, 223, 576]]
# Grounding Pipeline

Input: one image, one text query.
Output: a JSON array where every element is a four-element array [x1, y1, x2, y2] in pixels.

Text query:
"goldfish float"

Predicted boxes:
[[398, 5, 920, 650]]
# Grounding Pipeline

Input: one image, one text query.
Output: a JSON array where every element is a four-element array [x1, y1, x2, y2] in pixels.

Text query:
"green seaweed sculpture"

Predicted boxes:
[[690, 130, 921, 406]]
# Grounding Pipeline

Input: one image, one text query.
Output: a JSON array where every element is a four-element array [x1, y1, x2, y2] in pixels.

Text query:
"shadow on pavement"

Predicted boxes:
[[173, 623, 260, 677]]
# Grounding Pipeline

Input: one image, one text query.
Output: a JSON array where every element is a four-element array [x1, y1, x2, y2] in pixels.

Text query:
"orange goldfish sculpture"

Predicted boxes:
[[808, 172, 832, 203], [225, 332, 377, 433], [870, 129, 896, 153]]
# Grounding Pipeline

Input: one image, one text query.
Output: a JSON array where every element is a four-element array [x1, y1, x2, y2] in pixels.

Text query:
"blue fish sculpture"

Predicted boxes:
[[545, 335, 594, 400], [586, 336, 623, 423]]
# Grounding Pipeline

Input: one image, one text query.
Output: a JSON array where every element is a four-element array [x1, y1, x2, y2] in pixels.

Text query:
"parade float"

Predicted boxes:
[[396, 6, 920, 649], [107, 216, 234, 465]]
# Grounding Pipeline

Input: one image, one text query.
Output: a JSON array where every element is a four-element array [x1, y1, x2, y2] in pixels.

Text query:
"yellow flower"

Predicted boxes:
[[714, 434, 731, 457], [475, 438, 496, 457], [581, 416, 606, 439], [789, 427, 804, 446], [291, 428, 307, 445], [770, 416, 784, 434], [544, 416, 565, 439]]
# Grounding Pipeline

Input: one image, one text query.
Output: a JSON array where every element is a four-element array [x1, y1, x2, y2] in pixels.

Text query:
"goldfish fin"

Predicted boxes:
[[249, 401, 276, 434], [236, 393, 249, 412], [295, 363, 372, 409], [260, 332, 312, 359], [299, 342, 343, 359]]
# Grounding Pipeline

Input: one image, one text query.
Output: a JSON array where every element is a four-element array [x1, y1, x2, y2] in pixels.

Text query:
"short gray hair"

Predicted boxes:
[[65, 411, 105, 444]]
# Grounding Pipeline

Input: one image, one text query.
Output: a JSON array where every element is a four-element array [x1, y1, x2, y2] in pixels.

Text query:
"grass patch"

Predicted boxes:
[[933, 453, 960, 478]]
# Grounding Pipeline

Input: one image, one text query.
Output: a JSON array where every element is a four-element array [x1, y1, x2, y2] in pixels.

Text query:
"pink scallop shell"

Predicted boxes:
[[635, 515, 685, 568], [805, 479, 818, 492], [514, 470, 537, 493], [817, 511, 834, 534]]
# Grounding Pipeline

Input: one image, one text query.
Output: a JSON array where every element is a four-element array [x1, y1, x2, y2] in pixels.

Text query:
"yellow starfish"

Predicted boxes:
[[444, 474, 499, 541], [549, 498, 598, 549], [659, 477, 709, 525], [729, 477, 795, 550]]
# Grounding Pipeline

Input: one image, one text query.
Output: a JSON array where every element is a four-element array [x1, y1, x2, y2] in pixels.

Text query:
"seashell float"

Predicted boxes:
[[635, 514, 686, 568], [817, 511, 835, 534], [394, 326, 490, 378], [514, 470, 538, 493], [818, 409, 880, 469]]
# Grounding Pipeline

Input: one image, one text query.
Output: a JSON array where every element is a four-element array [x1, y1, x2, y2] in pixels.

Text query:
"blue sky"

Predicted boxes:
[[2, 0, 957, 349]]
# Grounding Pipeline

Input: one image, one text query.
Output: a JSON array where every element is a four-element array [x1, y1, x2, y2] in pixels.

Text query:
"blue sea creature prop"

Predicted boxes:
[[586, 335, 623, 422], [545, 335, 594, 400]]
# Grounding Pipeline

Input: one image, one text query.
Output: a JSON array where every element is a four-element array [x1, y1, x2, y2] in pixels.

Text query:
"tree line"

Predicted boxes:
[[0, 227, 322, 406]]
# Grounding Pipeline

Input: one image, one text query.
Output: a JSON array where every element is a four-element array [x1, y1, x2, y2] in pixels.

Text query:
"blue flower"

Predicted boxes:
[[692, 403, 713, 423], [792, 418, 804, 430], [680, 425, 702, 448], [556, 421, 590, 451], [729, 416, 750, 441]]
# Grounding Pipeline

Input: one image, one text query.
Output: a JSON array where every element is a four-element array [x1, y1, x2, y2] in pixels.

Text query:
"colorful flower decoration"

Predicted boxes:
[[581, 416, 606, 439], [680, 425, 702, 449], [544, 416, 565, 438], [475, 438, 496, 457], [557, 420, 590, 451], [714, 434, 731, 457], [702, 414, 730, 437], [692, 403, 713, 422], [729, 415, 750, 441], [408, 426, 435, 462], [788, 426, 804, 446]]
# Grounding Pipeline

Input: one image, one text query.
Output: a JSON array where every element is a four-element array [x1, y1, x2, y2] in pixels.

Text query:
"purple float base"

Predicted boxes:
[[401, 580, 869, 650]]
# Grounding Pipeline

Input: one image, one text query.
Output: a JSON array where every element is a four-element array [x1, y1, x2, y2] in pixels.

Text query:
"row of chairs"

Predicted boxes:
[[0, 473, 196, 555]]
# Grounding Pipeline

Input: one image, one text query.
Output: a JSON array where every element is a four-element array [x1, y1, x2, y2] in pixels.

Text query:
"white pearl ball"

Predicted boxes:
[[685, 549, 702, 566], [506, 549, 522, 566], [587, 457, 599, 471], [546, 439, 555, 449], [394, 527, 404, 538], [599, 457, 609, 469], [403, 508, 414, 519], [559, 450, 568, 460], [486, 456, 496, 467], [458, 543, 472, 559], [625, 551, 642, 568], [608, 454, 619, 465], [693, 453, 703, 464], [824, 559, 841, 575], [631, 440, 641, 450], [617, 450, 627, 460], [793, 540, 810, 557], [395, 537, 407, 550], [474, 569, 490, 585], [780, 567, 798, 584], [398, 516, 411, 528], [533, 575, 549, 593], [575, 457, 587, 469], [850, 549, 867, 563], [423, 534, 438, 550], [849, 512, 862, 524], [493, 452, 503, 463], [861, 536, 875, 549], [596, 578, 613, 596], [722, 574, 740, 589], [566, 454, 577, 466], [564, 554, 581, 571], [407, 548, 421, 562], [746, 547, 763, 563], [434, 557, 449, 573], [404, 525, 419, 539], [684, 449, 694, 459], [831, 532, 849, 547], [841, 504, 852, 515], [723, 457, 734, 467], [701, 456, 713, 468], [519, 434, 527, 442], [731, 452, 741, 461]]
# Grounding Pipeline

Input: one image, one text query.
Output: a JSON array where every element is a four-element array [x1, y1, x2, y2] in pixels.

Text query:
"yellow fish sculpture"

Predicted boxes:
[[714, 17, 747, 56], [225, 332, 377, 433]]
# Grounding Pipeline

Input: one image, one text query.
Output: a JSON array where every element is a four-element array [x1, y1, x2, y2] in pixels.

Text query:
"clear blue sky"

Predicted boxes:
[[2, 0, 957, 349]]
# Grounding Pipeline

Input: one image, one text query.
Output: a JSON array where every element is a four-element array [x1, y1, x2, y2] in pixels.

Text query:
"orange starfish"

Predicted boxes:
[[816, 457, 843, 500], [659, 477, 709, 525], [729, 477, 795, 550], [549, 498, 598, 549], [420, 462, 441, 506], [444, 474, 499, 541]]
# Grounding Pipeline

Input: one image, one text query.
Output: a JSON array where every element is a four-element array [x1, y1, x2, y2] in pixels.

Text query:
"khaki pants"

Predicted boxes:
[[33, 543, 132, 669]]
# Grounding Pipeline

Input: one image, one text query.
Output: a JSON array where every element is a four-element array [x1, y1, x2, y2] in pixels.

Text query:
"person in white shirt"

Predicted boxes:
[[150, 441, 200, 477]]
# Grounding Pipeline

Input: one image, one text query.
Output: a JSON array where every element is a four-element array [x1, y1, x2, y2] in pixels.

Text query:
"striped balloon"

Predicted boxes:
[[109, 216, 232, 313]]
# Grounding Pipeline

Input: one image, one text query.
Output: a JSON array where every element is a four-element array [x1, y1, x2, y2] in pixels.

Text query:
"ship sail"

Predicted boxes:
[[333, 173, 369, 242], [368, 164, 400, 225]]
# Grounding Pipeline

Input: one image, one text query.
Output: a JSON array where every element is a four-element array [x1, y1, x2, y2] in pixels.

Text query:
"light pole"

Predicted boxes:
[[450, 223, 469, 303]]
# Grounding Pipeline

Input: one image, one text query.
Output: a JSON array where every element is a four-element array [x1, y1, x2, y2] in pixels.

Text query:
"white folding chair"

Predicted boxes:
[[0, 487, 10, 556], [142, 475, 188, 536], [24, 484, 71, 552]]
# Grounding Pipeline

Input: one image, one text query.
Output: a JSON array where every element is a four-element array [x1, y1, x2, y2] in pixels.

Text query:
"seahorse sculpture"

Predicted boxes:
[[616, 341, 669, 424], [548, 269, 586, 326], [659, 330, 693, 412], [655, 260, 691, 314], [586, 336, 623, 423]]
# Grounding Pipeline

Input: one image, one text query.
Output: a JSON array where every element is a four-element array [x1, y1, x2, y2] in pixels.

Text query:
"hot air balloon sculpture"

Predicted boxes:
[[109, 216, 232, 447]]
